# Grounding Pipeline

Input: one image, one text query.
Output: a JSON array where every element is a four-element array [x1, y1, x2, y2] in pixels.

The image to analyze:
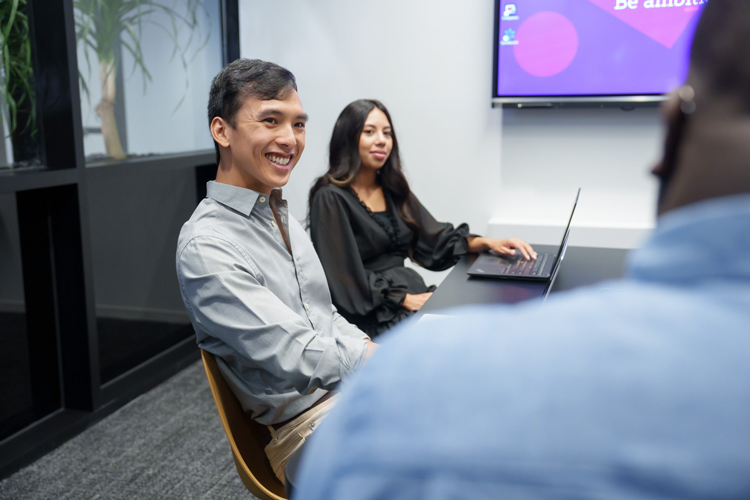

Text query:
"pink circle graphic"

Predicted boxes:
[[513, 12, 578, 78]]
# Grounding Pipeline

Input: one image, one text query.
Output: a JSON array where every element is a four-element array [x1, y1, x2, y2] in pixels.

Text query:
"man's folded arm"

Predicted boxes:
[[177, 235, 369, 394], [332, 306, 370, 340]]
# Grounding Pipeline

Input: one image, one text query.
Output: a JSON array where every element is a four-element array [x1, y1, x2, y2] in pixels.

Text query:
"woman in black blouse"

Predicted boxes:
[[308, 99, 535, 338]]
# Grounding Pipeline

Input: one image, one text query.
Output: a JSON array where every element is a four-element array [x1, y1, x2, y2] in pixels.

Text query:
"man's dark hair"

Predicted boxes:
[[208, 59, 298, 164], [689, 0, 750, 113]]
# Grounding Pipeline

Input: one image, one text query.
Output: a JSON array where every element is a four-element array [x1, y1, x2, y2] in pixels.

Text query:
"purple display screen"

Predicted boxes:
[[495, 0, 706, 98]]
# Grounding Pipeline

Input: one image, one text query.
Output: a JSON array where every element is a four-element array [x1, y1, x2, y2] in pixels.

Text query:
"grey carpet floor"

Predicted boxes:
[[0, 361, 257, 499]]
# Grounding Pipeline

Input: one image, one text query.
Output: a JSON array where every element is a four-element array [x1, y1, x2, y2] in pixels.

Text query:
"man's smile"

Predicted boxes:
[[266, 153, 292, 166]]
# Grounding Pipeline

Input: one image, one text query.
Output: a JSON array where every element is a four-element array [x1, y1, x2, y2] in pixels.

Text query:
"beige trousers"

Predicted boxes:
[[264, 394, 340, 483]]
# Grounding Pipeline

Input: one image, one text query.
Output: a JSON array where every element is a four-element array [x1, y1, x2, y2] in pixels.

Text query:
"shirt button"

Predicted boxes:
[[304, 303, 310, 311], [270, 220, 276, 227], [259, 196, 266, 203], [294, 259, 299, 265]]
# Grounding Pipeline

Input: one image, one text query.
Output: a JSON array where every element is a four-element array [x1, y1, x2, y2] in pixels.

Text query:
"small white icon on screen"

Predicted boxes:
[[502, 4, 519, 20], [500, 28, 519, 45]]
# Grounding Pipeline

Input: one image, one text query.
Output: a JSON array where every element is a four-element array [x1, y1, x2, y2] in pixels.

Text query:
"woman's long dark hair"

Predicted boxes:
[[308, 99, 421, 242]]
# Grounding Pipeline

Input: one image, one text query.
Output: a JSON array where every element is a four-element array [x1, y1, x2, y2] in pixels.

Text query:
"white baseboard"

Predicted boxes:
[[488, 219, 654, 249]]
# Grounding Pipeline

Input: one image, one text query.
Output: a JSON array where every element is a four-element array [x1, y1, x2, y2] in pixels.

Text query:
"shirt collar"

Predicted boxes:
[[206, 181, 282, 217], [627, 194, 750, 283]]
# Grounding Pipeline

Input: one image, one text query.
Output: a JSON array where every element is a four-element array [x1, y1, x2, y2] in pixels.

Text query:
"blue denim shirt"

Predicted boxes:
[[177, 181, 368, 425], [297, 194, 750, 499]]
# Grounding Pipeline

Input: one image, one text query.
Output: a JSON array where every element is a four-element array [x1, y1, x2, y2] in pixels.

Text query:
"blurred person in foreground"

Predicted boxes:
[[295, 1, 750, 498]]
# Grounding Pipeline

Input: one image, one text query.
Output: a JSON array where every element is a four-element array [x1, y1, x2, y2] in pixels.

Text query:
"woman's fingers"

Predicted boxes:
[[494, 244, 516, 256], [401, 292, 432, 311], [501, 238, 536, 260], [403, 292, 433, 311], [515, 239, 537, 260]]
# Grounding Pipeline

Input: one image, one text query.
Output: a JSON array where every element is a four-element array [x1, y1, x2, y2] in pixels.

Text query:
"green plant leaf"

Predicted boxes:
[[1, 0, 37, 140]]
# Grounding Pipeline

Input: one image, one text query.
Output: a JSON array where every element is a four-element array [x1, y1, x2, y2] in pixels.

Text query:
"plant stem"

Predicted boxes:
[[97, 58, 125, 159]]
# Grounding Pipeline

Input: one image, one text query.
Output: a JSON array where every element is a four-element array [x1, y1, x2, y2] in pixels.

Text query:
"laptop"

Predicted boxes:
[[467, 188, 580, 282]]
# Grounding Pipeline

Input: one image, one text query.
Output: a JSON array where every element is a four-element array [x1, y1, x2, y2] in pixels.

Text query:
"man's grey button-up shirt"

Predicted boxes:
[[177, 181, 369, 425]]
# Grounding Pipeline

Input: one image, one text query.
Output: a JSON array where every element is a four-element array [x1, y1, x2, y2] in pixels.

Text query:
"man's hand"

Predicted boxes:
[[467, 236, 537, 260], [365, 338, 379, 360], [402, 292, 433, 311]]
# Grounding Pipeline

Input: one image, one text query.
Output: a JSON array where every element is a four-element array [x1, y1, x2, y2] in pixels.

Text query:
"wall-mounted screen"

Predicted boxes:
[[493, 0, 706, 105]]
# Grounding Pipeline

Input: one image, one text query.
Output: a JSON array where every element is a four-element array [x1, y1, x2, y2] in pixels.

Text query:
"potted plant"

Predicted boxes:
[[75, 0, 210, 160]]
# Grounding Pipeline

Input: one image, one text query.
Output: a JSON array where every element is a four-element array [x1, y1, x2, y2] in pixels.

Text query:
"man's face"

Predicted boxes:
[[222, 91, 307, 194]]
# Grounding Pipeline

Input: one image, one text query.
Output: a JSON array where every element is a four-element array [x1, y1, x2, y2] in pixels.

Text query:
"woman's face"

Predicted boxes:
[[358, 107, 393, 172]]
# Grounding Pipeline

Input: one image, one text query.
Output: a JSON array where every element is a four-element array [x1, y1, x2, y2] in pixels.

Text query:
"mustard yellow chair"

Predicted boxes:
[[201, 349, 287, 500]]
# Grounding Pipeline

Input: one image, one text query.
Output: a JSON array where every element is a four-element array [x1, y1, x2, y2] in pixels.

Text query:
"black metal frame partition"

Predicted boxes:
[[0, 0, 239, 478]]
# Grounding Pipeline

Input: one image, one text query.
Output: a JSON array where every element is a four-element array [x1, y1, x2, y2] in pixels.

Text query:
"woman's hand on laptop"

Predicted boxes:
[[467, 236, 537, 260]]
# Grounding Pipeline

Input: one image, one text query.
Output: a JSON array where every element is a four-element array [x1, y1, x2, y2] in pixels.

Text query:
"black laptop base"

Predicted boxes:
[[467, 252, 557, 281]]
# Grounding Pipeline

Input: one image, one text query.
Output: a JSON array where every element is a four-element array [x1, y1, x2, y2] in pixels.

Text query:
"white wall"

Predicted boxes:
[[494, 106, 663, 248], [239, 0, 502, 234], [239, 1, 666, 259]]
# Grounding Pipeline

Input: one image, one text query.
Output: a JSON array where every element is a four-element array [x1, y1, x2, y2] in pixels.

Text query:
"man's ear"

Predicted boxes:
[[652, 86, 693, 214], [652, 95, 679, 179], [211, 117, 232, 149]]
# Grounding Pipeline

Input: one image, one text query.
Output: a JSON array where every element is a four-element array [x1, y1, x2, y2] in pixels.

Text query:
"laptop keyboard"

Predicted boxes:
[[503, 253, 549, 275]]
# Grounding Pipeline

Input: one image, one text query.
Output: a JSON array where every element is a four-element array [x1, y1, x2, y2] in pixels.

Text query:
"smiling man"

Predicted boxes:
[[176, 59, 376, 482]]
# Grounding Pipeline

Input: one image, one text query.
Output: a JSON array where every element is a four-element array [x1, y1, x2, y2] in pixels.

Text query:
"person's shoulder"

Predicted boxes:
[[178, 199, 210, 246], [406, 190, 424, 208], [177, 199, 245, 257], [312, 184, 354, 211], [314, 184, 349, 200], [180, 198, 220, 234], [183, 196, 221, 224]]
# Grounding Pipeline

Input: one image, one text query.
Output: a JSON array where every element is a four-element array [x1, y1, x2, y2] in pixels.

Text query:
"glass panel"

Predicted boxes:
[[75, 0, 222, 164], [86, 166, 197, 383], [0, 193, 57, 440], [0, 0, 42, 170]]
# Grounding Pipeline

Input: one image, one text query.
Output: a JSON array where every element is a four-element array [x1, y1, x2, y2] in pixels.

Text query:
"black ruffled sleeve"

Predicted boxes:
[[310, 188, 408, 323], [409, 193, 475, 271]]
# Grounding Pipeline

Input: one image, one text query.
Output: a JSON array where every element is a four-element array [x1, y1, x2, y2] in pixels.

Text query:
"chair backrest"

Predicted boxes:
[[200, 349, 287, 500]]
